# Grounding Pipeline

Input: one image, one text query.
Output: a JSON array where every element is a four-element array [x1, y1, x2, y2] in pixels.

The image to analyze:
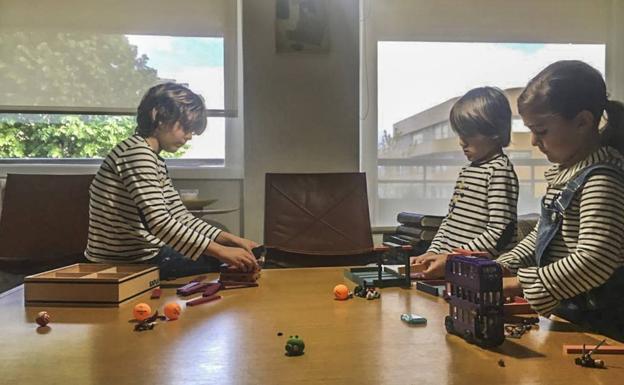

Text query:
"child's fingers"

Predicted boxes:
[[410, 256, 426, 265], [422, 260, 445, 279], [410, 256, 425, 265]]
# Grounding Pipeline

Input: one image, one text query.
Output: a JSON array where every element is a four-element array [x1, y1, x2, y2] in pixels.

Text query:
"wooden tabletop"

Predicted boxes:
[[1, 267, 623, 385]]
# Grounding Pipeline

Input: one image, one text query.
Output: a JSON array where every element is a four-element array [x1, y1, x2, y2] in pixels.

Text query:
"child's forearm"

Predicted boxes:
[[215, 231, 236, 246]]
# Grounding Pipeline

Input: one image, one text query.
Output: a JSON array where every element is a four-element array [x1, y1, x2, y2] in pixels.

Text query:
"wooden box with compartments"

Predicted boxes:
[[24, 263, 160, 307]]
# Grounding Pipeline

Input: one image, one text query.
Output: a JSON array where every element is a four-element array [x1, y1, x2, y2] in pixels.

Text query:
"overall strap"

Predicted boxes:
[[552, 164, 623, 213]]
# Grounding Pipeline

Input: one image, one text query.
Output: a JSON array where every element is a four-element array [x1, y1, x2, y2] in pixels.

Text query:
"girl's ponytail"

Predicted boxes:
[[602, 99, 624, 154]]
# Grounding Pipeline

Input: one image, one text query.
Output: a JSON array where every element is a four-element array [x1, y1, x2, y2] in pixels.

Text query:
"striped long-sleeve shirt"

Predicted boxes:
[[85, 135, 221, 263], [497, 146, 624, 316], [427, 153, 519, 258]]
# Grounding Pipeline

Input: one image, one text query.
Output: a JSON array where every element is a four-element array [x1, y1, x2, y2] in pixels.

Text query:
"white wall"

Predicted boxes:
[[607, 0, 624, 100], [242, 0, 360, 242]]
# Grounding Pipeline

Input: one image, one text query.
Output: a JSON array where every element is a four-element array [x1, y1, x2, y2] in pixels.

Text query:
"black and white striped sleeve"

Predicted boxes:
[[496, 224, 538, 272], [517, 170, 624, 315], [167, 189, 222, 241]]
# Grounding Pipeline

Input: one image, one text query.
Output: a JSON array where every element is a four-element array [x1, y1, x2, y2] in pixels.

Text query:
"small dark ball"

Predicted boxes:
[[36, 311, 51, 327]]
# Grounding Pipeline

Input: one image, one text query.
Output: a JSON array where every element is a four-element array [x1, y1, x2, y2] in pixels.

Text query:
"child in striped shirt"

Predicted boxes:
[[496, 60, 624, 340], [411, 87, 519, 277], [85, 83, 259, 278]]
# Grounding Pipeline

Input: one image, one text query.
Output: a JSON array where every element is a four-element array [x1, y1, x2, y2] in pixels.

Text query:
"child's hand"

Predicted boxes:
[[210, 243, 259, 272], [235, 237, 259, 255], [410, 252, 433, 265], [503, 276, 523, 297], [411, 253, 448, 279]]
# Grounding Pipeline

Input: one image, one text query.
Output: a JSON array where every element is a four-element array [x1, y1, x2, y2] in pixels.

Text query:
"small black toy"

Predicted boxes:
[[575, 339, 606, 368]]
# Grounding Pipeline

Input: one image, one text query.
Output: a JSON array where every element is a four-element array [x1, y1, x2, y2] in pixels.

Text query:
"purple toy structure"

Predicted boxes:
[[444, 252, 505, 347]]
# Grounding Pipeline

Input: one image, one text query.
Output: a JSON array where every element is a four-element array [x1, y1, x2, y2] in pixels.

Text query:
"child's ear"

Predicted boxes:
[[575, 110, 595, 132]]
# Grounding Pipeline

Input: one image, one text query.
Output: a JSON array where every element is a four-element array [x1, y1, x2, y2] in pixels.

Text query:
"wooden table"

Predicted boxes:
[[1, 267, 622, 385]]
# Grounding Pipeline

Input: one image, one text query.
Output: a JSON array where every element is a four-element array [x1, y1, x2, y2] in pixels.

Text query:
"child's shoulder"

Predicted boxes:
[[115, 136, 154, 156], [471, 153, 515, 173]]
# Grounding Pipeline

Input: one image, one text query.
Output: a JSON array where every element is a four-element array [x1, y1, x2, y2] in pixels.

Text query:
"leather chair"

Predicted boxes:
[[263, 172, 379, 267], [0, 174, 93, 274]]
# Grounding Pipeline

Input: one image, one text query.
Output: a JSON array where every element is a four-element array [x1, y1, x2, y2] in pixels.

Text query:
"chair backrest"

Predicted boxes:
[[0, 174, 94, 273], [264, 172, 374, 266]]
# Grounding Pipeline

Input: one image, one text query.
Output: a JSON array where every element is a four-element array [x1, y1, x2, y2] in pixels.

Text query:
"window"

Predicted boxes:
[[0, 0, 241, 176], [360, 1, 609, 226], [373, 41, 604, 225]]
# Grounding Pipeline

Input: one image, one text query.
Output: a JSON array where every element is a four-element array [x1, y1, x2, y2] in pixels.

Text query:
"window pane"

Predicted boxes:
[[0, 33, 224, 111], [376, 42, 605, 225], [0, 114, 224, 162]]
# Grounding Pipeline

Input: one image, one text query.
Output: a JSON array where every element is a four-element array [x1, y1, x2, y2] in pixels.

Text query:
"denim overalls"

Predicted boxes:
[[535, 163, 624, 341]]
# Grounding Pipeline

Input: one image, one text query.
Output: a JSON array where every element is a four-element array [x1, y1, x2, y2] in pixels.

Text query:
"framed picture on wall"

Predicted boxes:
[[275, 0, 329, 53]]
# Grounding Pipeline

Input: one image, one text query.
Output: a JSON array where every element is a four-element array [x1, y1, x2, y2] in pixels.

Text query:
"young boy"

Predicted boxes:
[[411, 87, 519, 278], [85, 83, 258, 278]]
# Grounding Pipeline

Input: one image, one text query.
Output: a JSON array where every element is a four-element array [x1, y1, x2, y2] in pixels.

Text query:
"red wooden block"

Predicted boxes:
[[150, 288, 162, 299], [374, 244, 413, 252], [220, 281, 259, 289], [202, 283, 222, 297], [177, 282, 213, 296], [504, 296, 537, 315]]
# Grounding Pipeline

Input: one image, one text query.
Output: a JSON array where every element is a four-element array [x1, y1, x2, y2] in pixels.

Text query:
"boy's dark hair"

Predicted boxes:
[[449, 87, 512, 147], [518, 60, 624, 154], [136, 83, 207, 137]]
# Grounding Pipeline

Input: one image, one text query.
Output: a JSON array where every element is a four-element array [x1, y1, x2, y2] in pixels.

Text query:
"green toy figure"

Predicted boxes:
[[285, 335, 305, 356]]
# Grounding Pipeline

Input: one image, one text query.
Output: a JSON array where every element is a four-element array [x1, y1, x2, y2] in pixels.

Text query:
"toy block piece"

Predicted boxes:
[[202, 283, 223, 297], [176, 281, 200, 295], [175, 275, 207, 291], [564, 344, 624, 355], [397, 263, 427, 275], [150, 288, 162, 299], [416, 280, 446, 296], [177, 282, 213, 296], [374, 244, 413, 252], [503, 296, 537, 315], [176, 281, 201, 295], [219, 281, 259, 289], [186, 294, 222, 307]]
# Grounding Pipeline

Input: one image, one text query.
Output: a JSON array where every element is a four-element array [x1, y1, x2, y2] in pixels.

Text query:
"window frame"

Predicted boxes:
[[0, 0, 244, 180], [359, 0, 612, 227]]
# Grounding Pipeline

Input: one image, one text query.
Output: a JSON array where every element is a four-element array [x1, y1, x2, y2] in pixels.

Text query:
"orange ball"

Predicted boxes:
[[164, 302, 182, 320], [333, 284, 350, 300], [133, 303, 152, 321]]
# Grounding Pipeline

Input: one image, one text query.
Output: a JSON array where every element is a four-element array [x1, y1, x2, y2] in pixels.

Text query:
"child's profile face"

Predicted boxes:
[[521, 111, 587, 167], [155, 121, 193, 153], [457, 133, 500, 163]]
